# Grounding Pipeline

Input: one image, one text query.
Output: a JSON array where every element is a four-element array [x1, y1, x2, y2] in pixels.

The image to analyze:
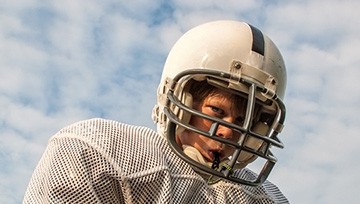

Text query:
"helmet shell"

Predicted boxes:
[[161, 20, 286, 100]]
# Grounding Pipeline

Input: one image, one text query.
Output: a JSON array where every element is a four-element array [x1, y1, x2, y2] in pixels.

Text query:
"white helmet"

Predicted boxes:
[[152, 20, 287, 186]]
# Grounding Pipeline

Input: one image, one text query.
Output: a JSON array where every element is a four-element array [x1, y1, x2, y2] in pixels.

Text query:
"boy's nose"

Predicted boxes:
[[216, 117, 235, 139]]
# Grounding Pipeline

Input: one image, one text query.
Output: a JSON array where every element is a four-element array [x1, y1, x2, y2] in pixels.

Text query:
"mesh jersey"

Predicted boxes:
[[23, 118, 288, 204]]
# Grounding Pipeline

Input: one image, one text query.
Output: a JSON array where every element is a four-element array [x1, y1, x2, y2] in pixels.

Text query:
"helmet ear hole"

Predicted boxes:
[[175, 91, 193, 135]]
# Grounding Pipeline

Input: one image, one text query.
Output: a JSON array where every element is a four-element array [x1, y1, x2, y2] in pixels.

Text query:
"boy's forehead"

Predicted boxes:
[[208, 87, 245, 102]]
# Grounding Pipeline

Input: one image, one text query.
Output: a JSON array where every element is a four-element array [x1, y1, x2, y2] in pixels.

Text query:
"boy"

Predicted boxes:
[[24, 20, 288, 203]]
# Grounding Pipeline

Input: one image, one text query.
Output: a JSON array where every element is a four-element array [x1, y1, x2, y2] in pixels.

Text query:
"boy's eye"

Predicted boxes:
[[210, 106, 224, 115]]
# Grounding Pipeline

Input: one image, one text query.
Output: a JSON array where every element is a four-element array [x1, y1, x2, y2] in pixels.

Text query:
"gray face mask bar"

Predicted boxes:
[[163, 69, 286, 186]]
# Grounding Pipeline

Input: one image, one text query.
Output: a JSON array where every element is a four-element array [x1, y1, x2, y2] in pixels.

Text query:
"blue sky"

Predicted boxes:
[[1, 0, 360, 203]]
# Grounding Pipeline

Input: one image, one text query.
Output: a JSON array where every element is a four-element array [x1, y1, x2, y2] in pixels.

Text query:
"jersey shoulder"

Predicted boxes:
[[225, 168, 289, 203], [52, 118, 169, 174]]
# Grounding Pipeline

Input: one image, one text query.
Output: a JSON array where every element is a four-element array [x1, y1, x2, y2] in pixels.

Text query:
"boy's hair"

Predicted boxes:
[[188, 79, 247, 113]]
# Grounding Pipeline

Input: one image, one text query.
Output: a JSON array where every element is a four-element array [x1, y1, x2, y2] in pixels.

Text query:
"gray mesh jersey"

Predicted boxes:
[[23, 118, 289, 203]]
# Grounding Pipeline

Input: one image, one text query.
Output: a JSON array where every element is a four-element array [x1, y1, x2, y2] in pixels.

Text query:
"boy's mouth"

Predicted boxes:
[[210, 151, 221, 169], [208, 147, 223, 160]]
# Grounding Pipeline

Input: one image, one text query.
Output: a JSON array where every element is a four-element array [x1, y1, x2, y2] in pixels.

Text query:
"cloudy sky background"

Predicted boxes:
[[1, 0, 359, 203]]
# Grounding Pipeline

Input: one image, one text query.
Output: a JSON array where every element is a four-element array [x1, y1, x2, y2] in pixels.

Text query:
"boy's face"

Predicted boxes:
[[177, 88, 245, 162]]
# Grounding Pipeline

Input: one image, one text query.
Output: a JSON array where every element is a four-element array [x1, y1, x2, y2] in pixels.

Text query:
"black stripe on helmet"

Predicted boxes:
[[249, 24, 265, 56]]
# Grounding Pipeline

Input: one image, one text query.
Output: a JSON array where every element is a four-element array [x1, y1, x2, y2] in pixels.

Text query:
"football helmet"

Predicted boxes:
[[152, 20, 287, 186]]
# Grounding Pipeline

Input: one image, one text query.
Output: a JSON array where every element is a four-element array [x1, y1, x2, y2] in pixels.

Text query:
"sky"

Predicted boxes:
[[1, 0, 360, 203]]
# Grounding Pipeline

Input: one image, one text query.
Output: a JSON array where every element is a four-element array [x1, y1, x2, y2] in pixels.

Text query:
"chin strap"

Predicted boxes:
[[182, 145, 212, 167], [183, 144, 253, 185], [182, 145, 235, 184]]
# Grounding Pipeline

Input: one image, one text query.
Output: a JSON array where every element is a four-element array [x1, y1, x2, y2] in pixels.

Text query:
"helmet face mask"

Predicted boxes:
[[152, 20, 287, 186]]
